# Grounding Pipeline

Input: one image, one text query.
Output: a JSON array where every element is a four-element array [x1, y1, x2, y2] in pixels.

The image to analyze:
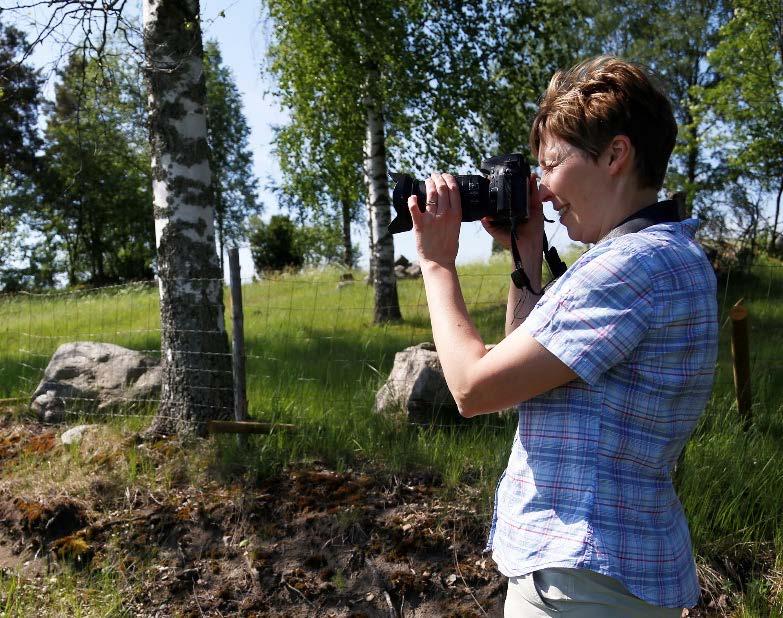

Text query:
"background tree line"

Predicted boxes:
[[0, 22, 261, 291], [2, 0, 782, 300], [263, 0, 782, 320]]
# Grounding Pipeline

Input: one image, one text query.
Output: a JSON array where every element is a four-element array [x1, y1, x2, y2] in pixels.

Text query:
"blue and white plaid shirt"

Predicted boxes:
[[487, 219, 718, 608]]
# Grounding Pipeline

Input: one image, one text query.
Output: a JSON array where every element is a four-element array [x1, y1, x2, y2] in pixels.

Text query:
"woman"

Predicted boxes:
[[408, 56, 717, 616]]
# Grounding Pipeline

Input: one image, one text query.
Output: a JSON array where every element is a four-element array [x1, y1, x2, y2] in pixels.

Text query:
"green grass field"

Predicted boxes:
[[1, 254, 783, 614]]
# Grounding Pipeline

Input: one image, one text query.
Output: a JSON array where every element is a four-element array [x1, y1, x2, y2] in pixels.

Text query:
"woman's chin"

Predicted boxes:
[[565, 225, 581, 242]]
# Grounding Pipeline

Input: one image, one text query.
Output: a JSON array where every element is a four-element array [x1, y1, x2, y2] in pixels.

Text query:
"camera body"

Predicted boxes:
[[388, 153, 530, 234]]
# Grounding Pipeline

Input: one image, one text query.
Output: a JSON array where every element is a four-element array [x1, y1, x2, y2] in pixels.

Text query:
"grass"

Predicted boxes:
[[1, 564, 130, 617], [2, 252, 783, 614]]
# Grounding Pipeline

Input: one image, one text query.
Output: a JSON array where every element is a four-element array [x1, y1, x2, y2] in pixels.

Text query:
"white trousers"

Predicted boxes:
[[504, 568, 684, 617]]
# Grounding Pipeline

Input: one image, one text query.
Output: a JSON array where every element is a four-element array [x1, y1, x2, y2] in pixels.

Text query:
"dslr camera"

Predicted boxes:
[[388, 153, 530, 234]]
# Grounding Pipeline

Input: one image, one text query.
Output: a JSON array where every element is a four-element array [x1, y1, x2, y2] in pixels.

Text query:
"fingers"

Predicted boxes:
[[530, 171, 552, 211], [408, 195, 422, 227], [424, 176, 441, 215], [425, 173, 461, 217], [442, 173, 461, 218], [431, 174, 449, 213]]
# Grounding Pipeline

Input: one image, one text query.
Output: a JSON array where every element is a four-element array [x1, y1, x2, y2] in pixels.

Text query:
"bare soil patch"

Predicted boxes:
[[0, 417, 505, 616], [0, 414, 746, 617]]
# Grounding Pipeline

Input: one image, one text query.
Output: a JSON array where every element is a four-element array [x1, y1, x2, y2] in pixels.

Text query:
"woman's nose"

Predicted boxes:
[[536, 181, 556, 204]]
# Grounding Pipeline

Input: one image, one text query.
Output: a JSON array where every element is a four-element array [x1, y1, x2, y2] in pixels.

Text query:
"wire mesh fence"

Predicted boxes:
[[1, 260, 782, 433]]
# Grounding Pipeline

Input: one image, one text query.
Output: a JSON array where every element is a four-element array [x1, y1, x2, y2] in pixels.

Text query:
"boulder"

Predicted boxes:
[[30, 342, 162, 423], [374, 343, 459, 424], [394, 262, 422, 280], [404, 263, 421, 278], [394, 255, 411, 268]]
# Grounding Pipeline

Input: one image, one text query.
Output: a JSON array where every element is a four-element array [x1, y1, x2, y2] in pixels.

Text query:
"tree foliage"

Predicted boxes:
[[248, 214, 303, 272], [582, 0, 732, 216], [703, 0, 783, 251], [467, 0, 587, 158], [0, 19, 40, 181], [248, 214, 354, 272], [0, 19, 42, 285], [36, 51, 154, 286], [203, 40, 261, 268]]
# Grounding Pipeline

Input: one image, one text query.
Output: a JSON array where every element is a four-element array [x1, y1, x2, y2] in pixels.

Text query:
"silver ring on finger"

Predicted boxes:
[[426, 199, 438, 208]]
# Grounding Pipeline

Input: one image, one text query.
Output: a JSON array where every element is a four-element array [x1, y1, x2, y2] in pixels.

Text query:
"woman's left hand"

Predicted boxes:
[[408, 173, 462, 268]]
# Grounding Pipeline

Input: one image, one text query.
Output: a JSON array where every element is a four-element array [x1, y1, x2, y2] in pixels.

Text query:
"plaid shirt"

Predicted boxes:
[[487, 219, 717, 609]]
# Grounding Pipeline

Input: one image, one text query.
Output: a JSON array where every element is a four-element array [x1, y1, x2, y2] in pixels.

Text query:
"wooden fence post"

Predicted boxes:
[[228, 248, 248, 432], [729, 303, 752, 430]]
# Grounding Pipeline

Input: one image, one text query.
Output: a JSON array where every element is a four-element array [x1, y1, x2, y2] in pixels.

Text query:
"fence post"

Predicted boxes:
[[729, 303, 752, 430], [228, 248, 248, 433]]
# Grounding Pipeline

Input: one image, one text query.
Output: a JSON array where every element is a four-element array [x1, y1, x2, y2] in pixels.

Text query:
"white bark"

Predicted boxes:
[[363, 70, 400, 323], [143, 0, 233, 436]]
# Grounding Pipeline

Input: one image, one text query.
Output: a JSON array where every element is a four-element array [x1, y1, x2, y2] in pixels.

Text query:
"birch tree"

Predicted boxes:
[[264, 0, 414, 322], [143, 0, 233, 436], [5, 2, 234, 436]]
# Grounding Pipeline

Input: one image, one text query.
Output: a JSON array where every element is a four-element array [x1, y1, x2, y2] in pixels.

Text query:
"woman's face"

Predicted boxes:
[[536, 132, 609, 244]]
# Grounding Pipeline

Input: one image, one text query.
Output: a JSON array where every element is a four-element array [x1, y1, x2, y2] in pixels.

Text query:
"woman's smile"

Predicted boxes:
[[556, 203, 571, 219]]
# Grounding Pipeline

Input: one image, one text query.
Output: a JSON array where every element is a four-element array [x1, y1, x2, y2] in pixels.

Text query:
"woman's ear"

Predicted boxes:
[[606, 135, 633, 175]]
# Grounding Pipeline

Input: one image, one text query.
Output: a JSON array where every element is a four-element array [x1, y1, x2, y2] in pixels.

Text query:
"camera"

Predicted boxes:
[[388, 153, 531, 234]]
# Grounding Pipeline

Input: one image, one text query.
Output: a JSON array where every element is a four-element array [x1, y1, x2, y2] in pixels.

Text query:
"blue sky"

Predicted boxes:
[[7, 0, 571, 276]]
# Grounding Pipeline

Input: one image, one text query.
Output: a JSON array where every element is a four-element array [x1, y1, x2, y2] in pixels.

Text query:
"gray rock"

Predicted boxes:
[[394, 261, 422, 280], [374, 343, 459, 424], [61, 424, 98, 445], [30, 342, 162, 423], [394, 255, 411, 268], [404, 263, 421, 278]]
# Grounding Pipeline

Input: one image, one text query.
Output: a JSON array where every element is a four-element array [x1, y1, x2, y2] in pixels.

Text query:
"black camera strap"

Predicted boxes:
[[510, 199, 682, 293], [510, 228, 566, 294], [600, 198, 682, 242]]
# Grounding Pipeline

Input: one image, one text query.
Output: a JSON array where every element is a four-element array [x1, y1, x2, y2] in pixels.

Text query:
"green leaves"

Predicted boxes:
[[702, 0, 783, 248], [36, 49, 154, 286], [203, 40, 262, 263]]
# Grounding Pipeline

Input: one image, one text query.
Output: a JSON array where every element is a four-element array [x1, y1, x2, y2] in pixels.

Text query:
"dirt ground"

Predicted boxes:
[[0, 417, 507, 616], [0, 416, 731, 617]]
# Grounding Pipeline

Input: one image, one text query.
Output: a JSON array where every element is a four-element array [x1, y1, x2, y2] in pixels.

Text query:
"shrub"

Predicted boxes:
[[248, 215, 304, 273]]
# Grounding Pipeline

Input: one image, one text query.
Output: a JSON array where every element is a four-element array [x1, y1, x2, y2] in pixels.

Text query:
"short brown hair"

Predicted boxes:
[[529, 56, 677, 190]]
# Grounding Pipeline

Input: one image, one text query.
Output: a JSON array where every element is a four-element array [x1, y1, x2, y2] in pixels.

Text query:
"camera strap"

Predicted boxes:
[[510, 199, 683, 293], [509, 227, 567, 294]]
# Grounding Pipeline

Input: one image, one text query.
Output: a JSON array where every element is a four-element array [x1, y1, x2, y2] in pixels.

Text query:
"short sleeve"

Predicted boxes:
[[522, 248, 655, 385]]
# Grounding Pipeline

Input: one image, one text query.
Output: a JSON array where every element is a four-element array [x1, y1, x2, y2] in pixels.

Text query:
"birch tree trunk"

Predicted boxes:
[[363, 70, 401, 323], [143, 0, 233, 436], [769, 177, 783, 253], [341, 198, 354, 268]]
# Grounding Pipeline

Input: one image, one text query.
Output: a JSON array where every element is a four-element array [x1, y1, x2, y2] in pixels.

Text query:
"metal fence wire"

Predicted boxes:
[[1, 261, 782, 432]]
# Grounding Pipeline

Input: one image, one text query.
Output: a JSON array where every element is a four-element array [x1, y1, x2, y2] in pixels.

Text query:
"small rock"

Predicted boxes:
[[61, 424, 97, 446], [404, 263, 422, 278]]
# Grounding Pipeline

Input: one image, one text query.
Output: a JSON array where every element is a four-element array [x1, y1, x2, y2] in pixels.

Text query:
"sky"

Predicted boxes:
[[5, 0, 572, 278]]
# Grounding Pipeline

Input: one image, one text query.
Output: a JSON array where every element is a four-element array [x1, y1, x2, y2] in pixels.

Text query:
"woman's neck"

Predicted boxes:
[[598, 184, 660, 240]]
